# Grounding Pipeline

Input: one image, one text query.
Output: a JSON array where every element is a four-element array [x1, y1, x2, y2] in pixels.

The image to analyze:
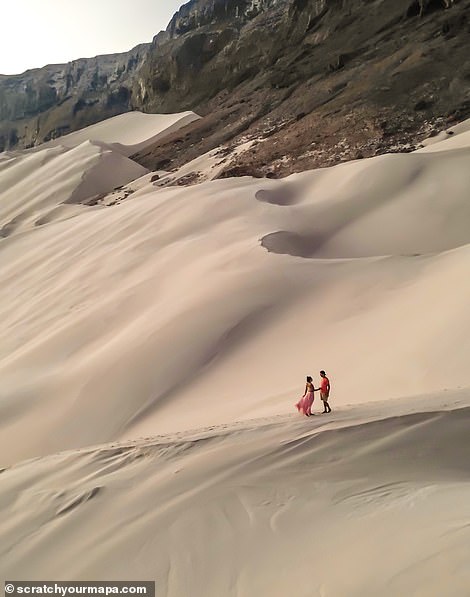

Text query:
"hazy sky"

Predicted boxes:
[[0, 0, 185, 75]]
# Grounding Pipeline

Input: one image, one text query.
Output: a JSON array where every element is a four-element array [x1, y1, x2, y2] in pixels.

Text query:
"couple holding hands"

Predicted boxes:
[[296, 371, 331, 416]]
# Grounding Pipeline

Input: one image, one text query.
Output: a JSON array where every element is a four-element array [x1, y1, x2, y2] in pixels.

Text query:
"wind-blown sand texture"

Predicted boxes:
[[1, 112, 469, 595], [44, 111, 200, 156]]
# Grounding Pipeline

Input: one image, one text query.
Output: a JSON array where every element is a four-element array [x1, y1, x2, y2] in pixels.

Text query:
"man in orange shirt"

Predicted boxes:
[[319, 370, 331, 413]]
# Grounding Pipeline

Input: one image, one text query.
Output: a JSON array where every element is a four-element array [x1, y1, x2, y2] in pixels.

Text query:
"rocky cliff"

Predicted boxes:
[[133, 0, 470, 176], [1, 0, 470, 176], [0, 44, 149, 151]]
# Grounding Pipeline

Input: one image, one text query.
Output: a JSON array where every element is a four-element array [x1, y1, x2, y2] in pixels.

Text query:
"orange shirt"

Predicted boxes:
[[320, 377, 330, 393]]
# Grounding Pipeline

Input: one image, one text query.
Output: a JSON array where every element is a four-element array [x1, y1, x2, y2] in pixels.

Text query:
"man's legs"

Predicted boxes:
[[321, 392, 331, 413]]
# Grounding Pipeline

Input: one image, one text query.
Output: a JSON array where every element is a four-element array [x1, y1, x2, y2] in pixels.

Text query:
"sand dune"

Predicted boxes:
[[419, 117, 470, 151], [0, 392, 469, 595], [0, 141, 147, 236], [45, 111, 200, 156], [0, 112, 199, 237], [1, 113, 470, 594], [260, 149, 470, 258], [1, 117, 470, 463]]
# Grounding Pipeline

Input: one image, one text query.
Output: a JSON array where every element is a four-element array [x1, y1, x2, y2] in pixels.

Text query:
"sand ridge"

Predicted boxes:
[[1, 112, 470, 594], [1, 116, 470, 464], [43, 111, 200, 156], [0, 391, 469, 595], [0, 112, 199, 237]]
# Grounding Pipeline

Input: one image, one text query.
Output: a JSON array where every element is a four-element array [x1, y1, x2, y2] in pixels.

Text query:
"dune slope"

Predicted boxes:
[[0, 392, 469, 596], [1, 118, 470, 464], [1, 110, 470, 596], [44, 111, 200, 156], [0, 112, 199, 237]]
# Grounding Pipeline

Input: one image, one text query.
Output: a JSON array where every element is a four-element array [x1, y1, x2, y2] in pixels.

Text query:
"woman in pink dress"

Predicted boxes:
[[295, 376, 316, 416]]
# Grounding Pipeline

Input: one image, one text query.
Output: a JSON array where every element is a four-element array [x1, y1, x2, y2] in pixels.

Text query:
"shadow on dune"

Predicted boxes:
[[261, 230, 328, 258], [255, 186, 303, 206]]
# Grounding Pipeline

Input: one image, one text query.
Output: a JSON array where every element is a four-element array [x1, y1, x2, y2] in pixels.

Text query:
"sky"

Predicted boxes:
[[0, 0, 185, 75]]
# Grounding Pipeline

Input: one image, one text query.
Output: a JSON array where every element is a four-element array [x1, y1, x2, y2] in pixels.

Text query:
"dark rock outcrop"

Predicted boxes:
[[1, 0, 470, 176], [133, 0, 470, 176], [0, 45, 149, 151]]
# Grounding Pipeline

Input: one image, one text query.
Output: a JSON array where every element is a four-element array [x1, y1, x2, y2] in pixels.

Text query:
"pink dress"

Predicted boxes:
[[296, 390, 315, 415]]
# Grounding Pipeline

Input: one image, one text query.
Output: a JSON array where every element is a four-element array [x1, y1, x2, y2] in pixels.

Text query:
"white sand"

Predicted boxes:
[[0, 142, 147, 236], [1, 113, 469, 594], [0, 392, 469, 595], [45, 111, 200, 156], [419, 117, 470, 151], [0, 112, 199, 236]]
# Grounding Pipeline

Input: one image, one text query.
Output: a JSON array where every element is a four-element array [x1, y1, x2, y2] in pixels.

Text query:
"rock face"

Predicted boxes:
[[2, 0, 470, 175], [0, 45, 149, 151], [133, 0, 470, 176], [134, 0, 322, 111]]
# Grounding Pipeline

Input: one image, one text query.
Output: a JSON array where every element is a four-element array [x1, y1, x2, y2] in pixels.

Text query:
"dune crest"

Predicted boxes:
[[0, 393, 469, 595], [1, 110, 470, 594], [1, 116, 470, 465], [0, 112, 199, 236]]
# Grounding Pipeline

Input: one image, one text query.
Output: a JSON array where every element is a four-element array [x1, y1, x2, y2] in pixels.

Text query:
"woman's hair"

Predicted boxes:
[[306, 376, 313, 383]]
